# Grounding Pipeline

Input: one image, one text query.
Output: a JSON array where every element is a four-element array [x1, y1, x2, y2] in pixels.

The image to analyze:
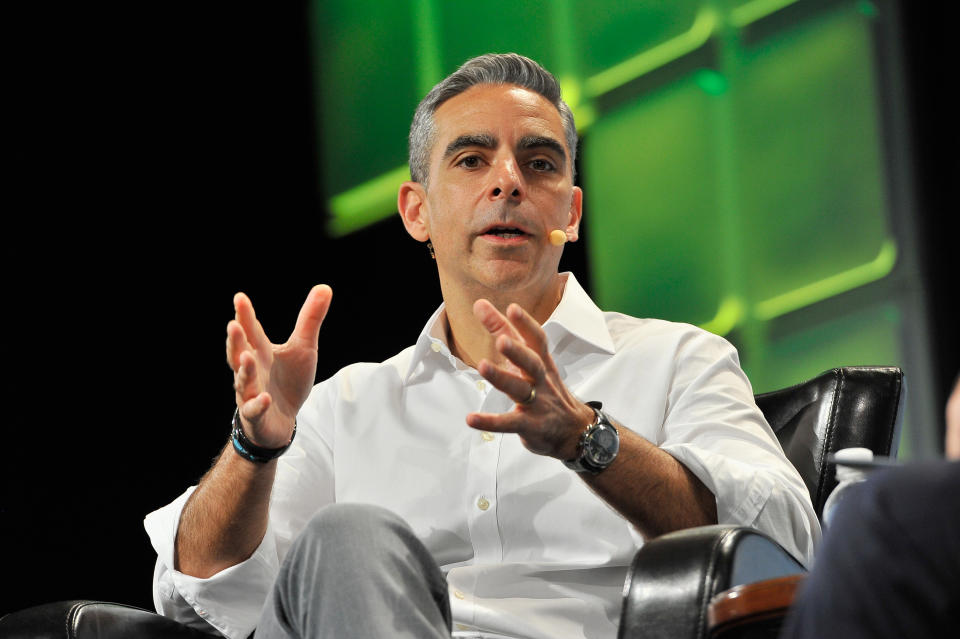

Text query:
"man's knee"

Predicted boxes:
[[305, 501, 404, 532], [266, 504, 451, 638], [296, 503, 412, 557]]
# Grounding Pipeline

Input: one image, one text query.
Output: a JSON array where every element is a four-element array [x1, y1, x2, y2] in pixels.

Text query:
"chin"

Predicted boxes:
[[476, 262, 553, 292]]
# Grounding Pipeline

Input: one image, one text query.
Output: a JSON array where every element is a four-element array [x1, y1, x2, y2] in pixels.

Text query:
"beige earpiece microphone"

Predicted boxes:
[[549, 229, 567, 246]]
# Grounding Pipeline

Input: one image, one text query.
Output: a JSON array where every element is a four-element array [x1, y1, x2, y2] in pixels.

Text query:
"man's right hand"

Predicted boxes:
[[226, 284, 333, 449]]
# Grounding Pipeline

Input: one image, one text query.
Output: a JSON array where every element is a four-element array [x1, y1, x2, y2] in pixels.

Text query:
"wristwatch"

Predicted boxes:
[[563, 401, 619, 474]]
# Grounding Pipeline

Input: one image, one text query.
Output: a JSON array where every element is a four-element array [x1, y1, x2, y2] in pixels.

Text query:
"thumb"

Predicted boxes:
[[290, 284, 333, 349], [473, 298, 522, 341]]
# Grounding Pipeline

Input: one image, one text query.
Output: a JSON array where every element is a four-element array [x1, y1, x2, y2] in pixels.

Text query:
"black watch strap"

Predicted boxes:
[[231, 409, 297, 463]]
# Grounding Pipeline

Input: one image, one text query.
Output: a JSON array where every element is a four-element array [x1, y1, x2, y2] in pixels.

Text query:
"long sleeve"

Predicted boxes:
[[657, 330, 820, 566], [144, 383, 338, 638], [145, 486, 283, 638]]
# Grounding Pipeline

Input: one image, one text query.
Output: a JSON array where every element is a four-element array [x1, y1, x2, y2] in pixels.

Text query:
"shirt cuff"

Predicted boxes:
[[145, 487, 281, 639], [660, 442, 818, 566], [661, 442, 774, 526]]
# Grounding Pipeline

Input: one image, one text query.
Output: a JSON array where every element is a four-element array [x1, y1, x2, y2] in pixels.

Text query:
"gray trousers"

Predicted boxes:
[[256, 503, 453, 638]]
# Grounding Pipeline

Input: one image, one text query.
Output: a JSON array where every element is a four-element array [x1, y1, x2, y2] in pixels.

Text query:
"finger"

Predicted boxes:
[[235, 351, 261, 400], [234, 292, 272, 353], [478, 359, 536, 403], [473, 299, 522, 342], [466, 411, 524, 434], [495, 335, 545, 384], [226, 320, 250, 370], [240, 391, 272, 422], [289, 284, 333, 349], [506, 303, 549, 355]]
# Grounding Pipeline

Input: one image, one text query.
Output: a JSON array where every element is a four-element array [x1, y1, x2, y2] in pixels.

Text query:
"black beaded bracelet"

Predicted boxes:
[[230, 409, 297, 463]]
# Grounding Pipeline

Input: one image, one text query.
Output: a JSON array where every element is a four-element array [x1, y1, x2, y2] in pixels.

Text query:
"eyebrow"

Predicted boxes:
[[443, 134, 498, 160], [442, 133, 568, 167], [517, 135, 567, 167]]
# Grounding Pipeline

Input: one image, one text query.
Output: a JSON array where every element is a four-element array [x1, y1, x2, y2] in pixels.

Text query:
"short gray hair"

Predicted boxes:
[[408, 53, 578, 186]]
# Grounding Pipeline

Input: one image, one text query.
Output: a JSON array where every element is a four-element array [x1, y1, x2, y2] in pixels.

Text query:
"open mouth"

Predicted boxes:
[[483, 226, 529, 239]]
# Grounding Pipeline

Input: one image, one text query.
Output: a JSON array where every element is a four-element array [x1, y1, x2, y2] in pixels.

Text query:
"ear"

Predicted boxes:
[[564, 186, 584, 242], [398, 181, 430, 242]]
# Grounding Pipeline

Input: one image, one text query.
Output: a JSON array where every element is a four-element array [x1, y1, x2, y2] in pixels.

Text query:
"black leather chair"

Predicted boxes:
[[617, 366, 905, 639], [1, 367, 905, 639]]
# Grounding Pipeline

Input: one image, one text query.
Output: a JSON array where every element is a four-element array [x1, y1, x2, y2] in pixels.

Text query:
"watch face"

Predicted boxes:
[[585, 424, 619, 466]]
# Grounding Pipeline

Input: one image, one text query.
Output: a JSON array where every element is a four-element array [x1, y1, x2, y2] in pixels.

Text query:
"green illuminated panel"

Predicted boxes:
[[583, 77, 724, 326], [730, 0, 802, 27], [742, 302, 909, 456], [747, 304, 901, 392], [735, 11, 893, 305], [436, 1, 560, 78], [572, 1, 701, 78], [311, 2, 421, 197]]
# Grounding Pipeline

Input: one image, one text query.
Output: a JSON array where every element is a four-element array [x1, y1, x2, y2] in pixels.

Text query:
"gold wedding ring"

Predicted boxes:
[[519, 386, 537, 406]]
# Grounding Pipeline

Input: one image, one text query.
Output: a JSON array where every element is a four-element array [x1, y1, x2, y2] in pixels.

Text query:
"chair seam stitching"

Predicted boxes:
[[881, 371, 902, 455], [66, 602, 85, 639], [696, 531, 728, 638], [818, 369, 845, 508]]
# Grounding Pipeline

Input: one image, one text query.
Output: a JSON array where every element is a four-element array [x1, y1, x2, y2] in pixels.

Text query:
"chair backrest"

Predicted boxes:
[[754, 366, 905, 520]]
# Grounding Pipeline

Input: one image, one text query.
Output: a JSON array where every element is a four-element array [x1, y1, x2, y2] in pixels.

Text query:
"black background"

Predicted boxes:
[[2, 1, 955, 617]]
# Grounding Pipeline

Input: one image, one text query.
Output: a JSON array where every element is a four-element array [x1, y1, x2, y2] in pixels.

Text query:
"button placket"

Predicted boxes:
[[462, 372, 504, 566]]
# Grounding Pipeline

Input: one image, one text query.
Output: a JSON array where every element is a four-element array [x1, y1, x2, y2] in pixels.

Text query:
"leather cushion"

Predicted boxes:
[[0, 600, 216, 639]]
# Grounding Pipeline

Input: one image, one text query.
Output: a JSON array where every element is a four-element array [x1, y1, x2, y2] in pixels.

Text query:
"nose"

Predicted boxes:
[[488, 158, 525, 202]]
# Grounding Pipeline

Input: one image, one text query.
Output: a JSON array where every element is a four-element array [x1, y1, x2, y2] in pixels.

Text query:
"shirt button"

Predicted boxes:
[[453, 589, 466, 600], [476, 380, 486, 391], [481, 431, 495, 442], [455, 624, 469, 631], [430, 342, 442, 352], [477, 496, 490, 511]]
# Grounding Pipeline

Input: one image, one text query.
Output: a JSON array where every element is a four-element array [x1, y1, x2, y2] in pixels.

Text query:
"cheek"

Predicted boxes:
[[428, 186, 471, 221], [539, 186, 573, 215], [423, 206, 456, 242]]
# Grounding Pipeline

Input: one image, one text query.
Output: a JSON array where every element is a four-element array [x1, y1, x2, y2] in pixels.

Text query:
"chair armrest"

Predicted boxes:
[[0, 600, 218, 639], [707, 573, 805, 638], [618, 525, 806, 639]]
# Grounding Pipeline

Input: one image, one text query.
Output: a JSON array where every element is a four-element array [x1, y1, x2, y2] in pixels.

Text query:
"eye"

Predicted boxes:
[[457, 155, 482, 169], [529, 158, 555, 172]]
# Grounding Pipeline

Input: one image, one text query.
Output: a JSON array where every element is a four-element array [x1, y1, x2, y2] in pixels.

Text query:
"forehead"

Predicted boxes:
[[431, 84, 566, 155]]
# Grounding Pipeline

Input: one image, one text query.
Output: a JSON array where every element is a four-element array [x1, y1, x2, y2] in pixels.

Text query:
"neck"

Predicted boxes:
[[440, 273, 567, 369]]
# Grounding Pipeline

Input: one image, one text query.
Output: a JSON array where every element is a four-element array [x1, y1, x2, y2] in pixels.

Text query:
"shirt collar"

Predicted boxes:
[[404, 305, 454, 382], [404, 272, 615, 382], [542, 272, 616, 355]]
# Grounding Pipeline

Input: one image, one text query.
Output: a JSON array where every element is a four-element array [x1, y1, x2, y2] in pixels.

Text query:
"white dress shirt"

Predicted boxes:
[[145, 273, 820, 639]]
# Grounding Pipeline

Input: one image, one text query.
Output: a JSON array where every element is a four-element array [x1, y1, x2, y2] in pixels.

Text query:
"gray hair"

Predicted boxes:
[[408, 53, 578, 187]]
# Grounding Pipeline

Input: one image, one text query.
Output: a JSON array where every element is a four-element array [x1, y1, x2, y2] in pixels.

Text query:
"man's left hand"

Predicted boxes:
[[466, 300, 595, 460]]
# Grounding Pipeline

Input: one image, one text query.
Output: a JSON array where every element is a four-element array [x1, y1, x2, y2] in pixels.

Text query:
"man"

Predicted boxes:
[[146, 53, 818, 639]]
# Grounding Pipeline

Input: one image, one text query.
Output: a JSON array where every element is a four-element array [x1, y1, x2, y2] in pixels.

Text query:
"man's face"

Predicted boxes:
[[413, 83, 582, 295]]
